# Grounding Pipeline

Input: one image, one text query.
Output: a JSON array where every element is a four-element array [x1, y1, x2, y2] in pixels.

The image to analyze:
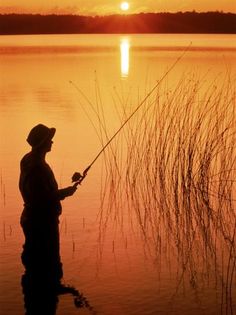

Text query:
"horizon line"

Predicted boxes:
[[0, 10, 236, 17]]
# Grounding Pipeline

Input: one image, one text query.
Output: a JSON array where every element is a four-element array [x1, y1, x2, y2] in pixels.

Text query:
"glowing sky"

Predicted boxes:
[[0, 0, 235, 15]]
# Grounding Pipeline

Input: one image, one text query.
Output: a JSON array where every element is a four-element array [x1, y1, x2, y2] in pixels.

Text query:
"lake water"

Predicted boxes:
[[0, 34, 236, 315]]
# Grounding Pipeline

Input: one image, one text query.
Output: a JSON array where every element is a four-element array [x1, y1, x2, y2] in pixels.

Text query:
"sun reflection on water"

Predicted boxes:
[[120, 37, 130, 78]]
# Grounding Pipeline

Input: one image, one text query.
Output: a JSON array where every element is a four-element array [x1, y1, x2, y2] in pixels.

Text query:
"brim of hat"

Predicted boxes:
[[49, 127, 56, 139], [41, 127, 56, 143]]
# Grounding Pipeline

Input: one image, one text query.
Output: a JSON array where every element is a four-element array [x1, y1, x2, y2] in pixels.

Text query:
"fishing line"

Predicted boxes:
[[70, 42, 192, 185]]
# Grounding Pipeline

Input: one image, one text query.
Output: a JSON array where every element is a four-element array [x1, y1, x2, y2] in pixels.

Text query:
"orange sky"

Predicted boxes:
[[0, 0, 235, 15]]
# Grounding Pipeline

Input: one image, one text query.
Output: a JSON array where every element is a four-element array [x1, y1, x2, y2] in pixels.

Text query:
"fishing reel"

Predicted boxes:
[[72, 172, 83, 185], [71, 166, 91, 186]]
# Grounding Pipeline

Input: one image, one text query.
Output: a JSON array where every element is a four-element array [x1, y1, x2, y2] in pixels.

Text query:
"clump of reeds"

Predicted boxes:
[[98, 72, 235, 314], [74, 70, 235, 314]]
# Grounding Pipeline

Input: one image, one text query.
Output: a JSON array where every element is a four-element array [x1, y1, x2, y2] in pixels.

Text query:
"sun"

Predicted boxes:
[[120, 2, 130, 11]]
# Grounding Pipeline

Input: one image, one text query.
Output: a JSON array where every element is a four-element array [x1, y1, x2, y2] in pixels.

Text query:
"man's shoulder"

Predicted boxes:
[[20, 152, 43, 170]]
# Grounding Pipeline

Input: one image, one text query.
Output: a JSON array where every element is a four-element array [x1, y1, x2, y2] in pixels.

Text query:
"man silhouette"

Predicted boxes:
[[19, 124, 77, 280]]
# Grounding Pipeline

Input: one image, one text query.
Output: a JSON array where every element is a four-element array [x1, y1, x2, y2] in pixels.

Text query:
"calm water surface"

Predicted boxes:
[[0, 34, 236, 315]]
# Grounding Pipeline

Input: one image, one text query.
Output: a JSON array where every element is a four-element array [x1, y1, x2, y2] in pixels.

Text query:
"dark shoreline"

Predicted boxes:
[[0, 12, 236, 35]]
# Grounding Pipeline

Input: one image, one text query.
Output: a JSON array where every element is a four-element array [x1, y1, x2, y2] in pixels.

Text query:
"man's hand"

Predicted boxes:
[[63, 185, 77, 197]]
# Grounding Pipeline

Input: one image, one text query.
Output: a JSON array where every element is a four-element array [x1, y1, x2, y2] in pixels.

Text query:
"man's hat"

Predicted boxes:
[[27, 124, 56, 148]]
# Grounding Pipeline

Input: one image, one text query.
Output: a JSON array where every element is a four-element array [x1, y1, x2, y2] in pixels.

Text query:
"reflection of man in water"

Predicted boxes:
[[19, 124, 77, 279]]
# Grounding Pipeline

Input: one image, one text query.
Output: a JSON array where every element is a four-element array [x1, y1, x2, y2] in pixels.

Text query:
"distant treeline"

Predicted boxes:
[[0, 12, 235, 35]]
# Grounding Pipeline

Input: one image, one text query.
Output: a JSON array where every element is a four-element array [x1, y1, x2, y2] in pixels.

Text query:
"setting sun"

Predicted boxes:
[[120, 2, 130, 11]]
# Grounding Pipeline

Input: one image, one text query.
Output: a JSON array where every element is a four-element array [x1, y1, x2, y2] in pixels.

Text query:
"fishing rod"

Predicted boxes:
[[71, 42, 192, 186]]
